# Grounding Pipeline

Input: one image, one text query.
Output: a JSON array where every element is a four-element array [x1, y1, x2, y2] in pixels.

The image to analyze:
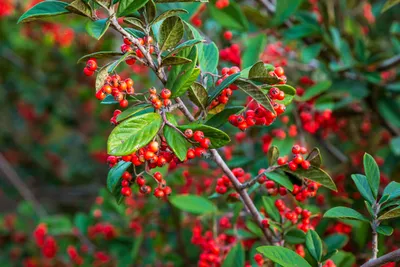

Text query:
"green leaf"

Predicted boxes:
[[96, 62, 113, 92], [123, 17, 145, 31], [77, 51, 124, 63], [101, 94, 119, 104], [242, 34, 267, 68], [382, 181, 400, 201], [262, 84, 297, 106], [107, 113, 162, 156], [299, 81, 332, 101], [324, 234, 349, 252], [257, 246, 312, 267], [267, 171, 293, 191], [177, 124, 230, 148], [323, 207, 369, 222], [159, 16, 184, 51], [306, 148, 322, 167], [18, 1, 69, 23], [162, 56, 192, 66], [222, 243, 245, 267], [155, 0, 208, 2], [205, 106, 244, 128], [305, 230, 323, 262], [66, 0, 92, 18], [390, 137, 400, 155], [116, 103, 151, 122], [245, 220, 264, 237], [351, 174, 375, 205], [144, 0, 156, 22], [94, 0, 112, 9], [166, 39, 203, 57], [381, 0, 400, 13], [198, 42, 219, 73], [208, 72, 241, 105], [163, 114, 191, 161], [376, 225, 393, 236], [208, 1, 249, 31], [125, 27, 146, 38], [382, 200, 400, 211], [234, 79, 275, 115], [117, 0, 150, 17], [74, 213, 89, 235], [169, 194, 217, 214], [41, 216, 72, 235], [272, 0, 303, 25], [363, 153, 380, 198], [281, 166, 337, 191], [152, 9, 188, 24], [267, 146, 279, 165], [107, 160, 131, 194], [322, 250, 338, 262], [86, 18, 110, 40], [378, 206, 400, 220], [173, 68, 200, 97], [301, 43, 322, 64], [262, 196, 280, 222], [248, 61, 279, 84], [284, 229, 306, 244], [108, 52, 133, 73], [188, 82, 208, 110]]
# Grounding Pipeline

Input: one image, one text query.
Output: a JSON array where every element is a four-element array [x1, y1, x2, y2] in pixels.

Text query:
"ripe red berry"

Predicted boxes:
[[301, 160, 310, 170], [163, 186, 172, 196], [194, 147, 206, 157], [223, 31, 232, 40], [154, 188, 165, 198], [148, 141, 159, 153], [121, 187, 132, 196], [154, 172, 163, 182], [122, 171, 132, 180], [119, 99, 128, 108], [200, 138, 211, 149], [184, 129, 193, 138], [277, 157, 287, 165], [121, 180, 129, 187], [193, 131, 204, 142], [160, 88, 171, 99], [86, 59, 97, 71], [293, 154, 303, 164], [292, 145, 301, 154], [288, 161, 298, 171], [136, 176, 145, 186], [274, 67, 284, 77], [300, 147, 307, 154], [261, 219, 269, 228], [83, 67, 94, 76], [265, 180, 275, 189], [216, 186, 227, 194]]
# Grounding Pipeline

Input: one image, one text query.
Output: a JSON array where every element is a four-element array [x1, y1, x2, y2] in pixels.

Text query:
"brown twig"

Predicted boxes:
[[361, 249, 400, 267]]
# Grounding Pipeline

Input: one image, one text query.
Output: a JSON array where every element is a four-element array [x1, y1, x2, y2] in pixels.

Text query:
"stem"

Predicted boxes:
[[371, 227, 378, 260], [361, 249, 400, 267], [107, 14, 278, 245], [239, 166, 278, 190]]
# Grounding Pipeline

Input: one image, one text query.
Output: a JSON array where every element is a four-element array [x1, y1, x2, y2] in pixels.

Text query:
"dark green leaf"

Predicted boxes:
[[116, 104, 151, 122], [305, 230, 323, 262], [281, 166, 337, 191], [382, 181, 400, 201], [378, 206, 400, 220], [267, 146, 279, 165], [205, 106, 244, 128], [376, 225, 393, 236], [188, 82, 208, 110], [257, 246, 312, 267], [94, 0, 112, 8], [86, 18, 110, 40], [390, 137, 400, 155], [299, 81, 332, 101], [173, 68, 200, 97], [234, 79, 275, 114], [262, 196, 280, 222], [159, 16, 184, 51], [152, 9, 188, 24], [262, 84, 297, 106], [177, 124, 230, 148], [208, 1, 249, 31], [125, 27, 146, 38], [351, 174, 375, 205], [144, 0, 156, 22], [66, 0, 92, 17], [169, 194, 217, 214], [123, 17, 145, 31], [18, 1, 69, 23], [41, 216, 72, 235], [77, 51, 124, 63], [322, 250, 338, 262], [162, 56, 192, 66], [306, 148, 322, 167], [284, 229, 306, 244], [301, 43, 322, 64], [198, 42, 219, 73], [208, 72, 241, 104], [381, 0, 400, 13], [107, 113, 162, 156], [107, 161, 131, 194], [101, 94, 119, 104], [248, 61, 280, 84], [272, 0, 303, 25], [324, 234, 348, 252], [155, 0, 208, 2], [323, 207, 369, 222], [222, 243, 245, 267], [266, 171, 293, 191], [163, 114, 191, 161], [166, 39, 203, 57], [108, 52, 134, 72], [74, 213, 89, 235], [363, 153, 380, 198], [242, 34, 267, 68], [96, 62, 113, 92], [117, 0, 150, 17]]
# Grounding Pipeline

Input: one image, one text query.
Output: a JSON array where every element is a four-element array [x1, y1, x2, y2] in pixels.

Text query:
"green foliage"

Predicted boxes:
[[159, 16, 184, 51], [18, 1, 70, 23], [177, 124, 230, 148], [169, 194, 217, 214], [221, 243, 245, 267], [324, 207, 369, 222], [256, 246, 312, 267], [117, 0, 150, 17], [86, 19, 110, 40], [305, 230, 323, 262]]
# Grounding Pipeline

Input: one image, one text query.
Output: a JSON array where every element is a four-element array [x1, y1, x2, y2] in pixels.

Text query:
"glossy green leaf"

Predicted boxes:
[[163, 114, 191, 161], [262, 196, 280, 222], [152, 9, 188, 24], [324, 207, 369, 222], [284, 229, 306, 244], [208, 1, 249, 31], [116, 103, 151, 122], [299, 81, 332, 101], [301, 43, 322, 64], [378, 206, 400, 220], [376, 225, 393, 236], [155, 0, 208, 2], [107, 113, 162, 156], [18, 1, 69, 23], [381, 0, 400, 13], [306, 148, 322, 167], [382, 181, 400, 201], [256, 246, 312, 267], [262, 84, 297, 106], [177, 124, 230, 148], [351, 174, 375, 205], [107, 160, 131, 194], [272, 0, 303, 25], [188, 82, 208, 110], [248, 61, 280, 84], [266, 171, 293, 191], [174, 67, 200, 97], [208, 72, 241, 104], [198, 42, 219, 73], [161, 56, 192, 66], [86, 18, 110, 40], [166, 39, 203, 57], [281, 166, 337, 191], [101, 94, 119, 104], [222, 243, 245, 267], [66, 0, 92, 18], [96, 62, 113, 92], [390, 137, 400, 155], [305, 230, 323, 262], [205, 106, 244, 128], [144, 0, 156, 22], [363, 153, 380, 198], [123, 17, 145, 31], [324, 234, 349, 252], [77, 51, 124, 63], [234, 79, 275, 114], [117, 0, 149, 17], [159, 16, 184, 51], [169, 194, 217, 214]]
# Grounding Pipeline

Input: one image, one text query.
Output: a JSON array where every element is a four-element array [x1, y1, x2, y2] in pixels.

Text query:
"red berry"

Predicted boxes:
[[160, 88, 171, 99], [148, 141, 159, 153], [121, 187, 132, 196], [200, 138, 211, 149], [216, 186, 227, 194], [261, 219, 269, 228], [121, 180, 129, 187], [154, 188, 165, 198], [86, 59, 97, 71], [288, 161, 298, 171], [223, 31, 233, 40], [277, 157, 287, 165], [293, 154, 303, 164], [184, 129, 193, 138], [301, 160, 310, 170], [83, 67, 94, 76], [193, 131, 204, 142], [119, 99, 128, 108], [292, 145, 301, 154], [122, 171, 132, 180], [274, 67, 284, 77], [265, 180, 275, 189], [136, 176, 145, 186], [154, 172, 162, 182]]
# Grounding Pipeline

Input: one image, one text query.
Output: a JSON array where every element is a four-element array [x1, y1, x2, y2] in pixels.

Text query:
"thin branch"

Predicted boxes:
[[239, 166, 278, 190], [376, 54, 400, 72], [361, 249, 400, 267], [0, 153, 47, 218]]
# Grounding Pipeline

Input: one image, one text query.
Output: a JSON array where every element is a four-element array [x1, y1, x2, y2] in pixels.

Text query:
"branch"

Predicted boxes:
[[376, 54, 400, 72], [239, 166, 278, 190], [0, 153, 47, 218], [361, 249, 400, 267]]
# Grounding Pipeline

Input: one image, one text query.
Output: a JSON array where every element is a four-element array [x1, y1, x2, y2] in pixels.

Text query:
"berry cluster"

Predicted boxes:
[[277, 145, 311, 171], [215, 168, 250, 194], [95, 73, 135, 108], [110, 109, 122, 125], [253, 253, 264, 266], [83, 58, 97, 76], [274, 200, 314, 232], [121, 36, 154, 62], [33, 224, 57, 259], [88, 222, 116, 240], [209, 66, 240, 109], [67, 245, 84, 265], [219, 44, 240, 65], [147, 88, 171, 109], [260, 41, 290, 67], [215, 0, 229, 9], [257, 170, 288, 196]]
